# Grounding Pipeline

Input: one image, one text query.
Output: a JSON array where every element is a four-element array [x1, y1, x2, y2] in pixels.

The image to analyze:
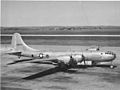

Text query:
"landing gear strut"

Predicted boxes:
[[92, 61, 96, 66]]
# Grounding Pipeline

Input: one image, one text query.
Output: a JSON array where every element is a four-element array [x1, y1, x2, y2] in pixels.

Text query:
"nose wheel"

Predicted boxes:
[[110, 61, 115, 69], [110, 65, 114, 69]]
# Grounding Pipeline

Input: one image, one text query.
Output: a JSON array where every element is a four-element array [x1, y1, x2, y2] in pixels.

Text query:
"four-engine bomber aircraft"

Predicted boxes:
[[5, 33, 116, 69]]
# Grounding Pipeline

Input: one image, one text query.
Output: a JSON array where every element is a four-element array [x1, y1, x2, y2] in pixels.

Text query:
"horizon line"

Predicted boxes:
[[1, 34, 120, 37], [1, 25, 120, 27]]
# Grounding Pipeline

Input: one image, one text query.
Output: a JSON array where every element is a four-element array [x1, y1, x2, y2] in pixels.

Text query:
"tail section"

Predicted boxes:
[[11, 33, 38, 52], [11, 33, 17, 49]]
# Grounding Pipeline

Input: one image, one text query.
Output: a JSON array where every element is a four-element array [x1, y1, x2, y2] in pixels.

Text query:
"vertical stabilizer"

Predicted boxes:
[[11, 33, 16, 49], [11, 33, 38, 52]]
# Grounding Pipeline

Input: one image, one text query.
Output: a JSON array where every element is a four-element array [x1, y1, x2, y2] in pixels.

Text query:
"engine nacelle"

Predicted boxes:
[[57, 55, 71, 64], [57, 54, 84, 68], [71, 54, 83, 62]]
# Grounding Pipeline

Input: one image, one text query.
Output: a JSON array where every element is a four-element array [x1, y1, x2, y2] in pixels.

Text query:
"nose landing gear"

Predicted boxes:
[[110, 61, 115, 69], [110, 65, 114, 69]]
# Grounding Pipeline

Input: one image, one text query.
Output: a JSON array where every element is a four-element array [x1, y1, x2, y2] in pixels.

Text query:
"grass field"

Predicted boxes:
[[1, 45, 120, 90], [1, 26, 120, 90], [1, 36, 120, 47]]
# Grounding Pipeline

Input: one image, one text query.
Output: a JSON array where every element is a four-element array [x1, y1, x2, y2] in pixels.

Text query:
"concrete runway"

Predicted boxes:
[[1, 45, 120, 90]]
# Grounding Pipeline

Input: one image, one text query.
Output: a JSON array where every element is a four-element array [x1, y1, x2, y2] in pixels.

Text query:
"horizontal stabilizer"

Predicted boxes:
[[7, 52, 21, 56]]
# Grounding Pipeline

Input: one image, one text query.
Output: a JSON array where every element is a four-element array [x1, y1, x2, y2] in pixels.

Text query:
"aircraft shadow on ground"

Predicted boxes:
[[22, 64, 116, 80], [22, 67, 63, 80]]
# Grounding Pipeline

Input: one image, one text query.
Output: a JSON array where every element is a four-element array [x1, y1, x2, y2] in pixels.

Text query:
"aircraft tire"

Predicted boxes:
[[110, 65, 114, 69]]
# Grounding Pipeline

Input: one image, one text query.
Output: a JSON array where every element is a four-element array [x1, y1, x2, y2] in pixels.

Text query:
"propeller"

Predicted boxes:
[[81, 54, 86, 65]]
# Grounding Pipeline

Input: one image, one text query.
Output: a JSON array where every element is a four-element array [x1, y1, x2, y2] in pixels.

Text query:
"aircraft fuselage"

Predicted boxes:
[[20, 50, 116, 63]]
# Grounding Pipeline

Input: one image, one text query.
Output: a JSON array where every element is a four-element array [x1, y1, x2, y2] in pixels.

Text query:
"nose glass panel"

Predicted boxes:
[[113, 53, 116, 59], [105, 51, 115, 55]]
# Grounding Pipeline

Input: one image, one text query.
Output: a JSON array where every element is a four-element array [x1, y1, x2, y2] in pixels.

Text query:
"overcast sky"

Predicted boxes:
[[1, 1, 120, 27]]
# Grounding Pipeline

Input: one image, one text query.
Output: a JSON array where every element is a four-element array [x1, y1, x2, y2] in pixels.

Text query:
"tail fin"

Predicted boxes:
[[11, 33, 38, 52]]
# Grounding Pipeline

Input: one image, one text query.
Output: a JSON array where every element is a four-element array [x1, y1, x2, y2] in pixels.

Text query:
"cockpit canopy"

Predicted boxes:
[[105, 51, 114, 55]]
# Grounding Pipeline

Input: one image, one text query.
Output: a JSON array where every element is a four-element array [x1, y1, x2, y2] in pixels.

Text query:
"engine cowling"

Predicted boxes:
[[57, 54, 84, 68], [57, 55, 71, 64], [71, 54, 83, 62]]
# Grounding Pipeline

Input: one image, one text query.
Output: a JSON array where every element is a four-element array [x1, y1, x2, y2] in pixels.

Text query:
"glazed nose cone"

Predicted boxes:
[[112, 53, 116, 60]]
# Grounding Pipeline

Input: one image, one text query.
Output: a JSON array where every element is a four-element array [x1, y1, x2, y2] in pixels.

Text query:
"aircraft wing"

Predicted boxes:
[[7, 58, 35, 65], [7, 56, 58, 65], [28, 58, 59, 65], [29, 61, 58, 65], [7, 54, 84, 68]]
